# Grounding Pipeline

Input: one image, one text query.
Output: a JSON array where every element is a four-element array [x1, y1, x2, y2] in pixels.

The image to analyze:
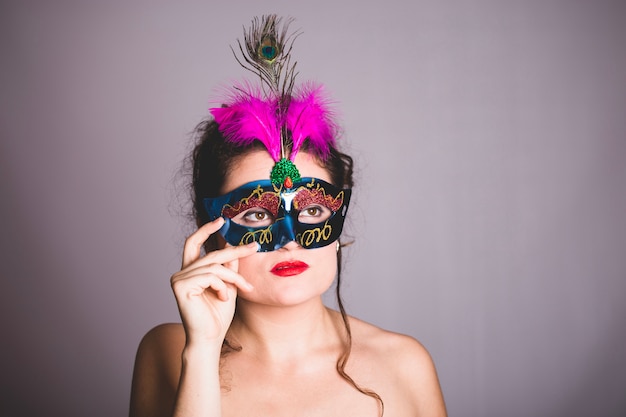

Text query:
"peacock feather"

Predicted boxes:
[[215, 15, 337, 188], [233, 15, 300, 103]]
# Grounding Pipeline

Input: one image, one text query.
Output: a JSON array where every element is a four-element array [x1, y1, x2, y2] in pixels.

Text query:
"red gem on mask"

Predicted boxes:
[[284, 176, 293, 188]]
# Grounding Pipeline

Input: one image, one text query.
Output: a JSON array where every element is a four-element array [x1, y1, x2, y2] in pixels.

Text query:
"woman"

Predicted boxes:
[[130, 15, 446, 417]]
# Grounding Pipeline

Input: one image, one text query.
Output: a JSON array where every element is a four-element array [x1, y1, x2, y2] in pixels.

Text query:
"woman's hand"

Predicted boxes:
[[170, 218, 258, 348]]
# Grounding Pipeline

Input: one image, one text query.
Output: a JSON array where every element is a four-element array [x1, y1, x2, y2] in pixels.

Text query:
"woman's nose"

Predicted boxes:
[[279, 240, 302, 251]]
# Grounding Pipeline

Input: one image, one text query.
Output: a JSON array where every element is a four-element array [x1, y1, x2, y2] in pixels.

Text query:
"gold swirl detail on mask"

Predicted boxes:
[[298, 221, 333, 247]]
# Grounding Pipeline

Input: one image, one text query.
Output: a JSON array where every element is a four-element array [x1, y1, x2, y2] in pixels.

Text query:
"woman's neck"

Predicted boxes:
[[227, 298, 343, 364]]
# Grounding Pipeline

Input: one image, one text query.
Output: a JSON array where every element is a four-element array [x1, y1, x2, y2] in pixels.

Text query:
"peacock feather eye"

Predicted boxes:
[[258, 35, 279, 61]]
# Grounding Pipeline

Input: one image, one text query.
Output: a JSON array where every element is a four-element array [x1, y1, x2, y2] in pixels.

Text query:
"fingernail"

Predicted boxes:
[[247, 242, 260, 251]]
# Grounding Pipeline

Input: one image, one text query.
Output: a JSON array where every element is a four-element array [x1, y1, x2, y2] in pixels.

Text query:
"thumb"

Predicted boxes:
[[224, 256, 239, 273]]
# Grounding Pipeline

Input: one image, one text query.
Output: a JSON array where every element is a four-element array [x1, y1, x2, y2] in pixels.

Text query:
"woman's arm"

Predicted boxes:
[[129, 219, 257, 417], [129, 324, 225, 417], [172, 343, 223, 417]]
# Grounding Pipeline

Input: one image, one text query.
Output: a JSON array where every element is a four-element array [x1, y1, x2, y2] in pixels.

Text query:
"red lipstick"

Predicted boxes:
[[270, 260, 309, 277]]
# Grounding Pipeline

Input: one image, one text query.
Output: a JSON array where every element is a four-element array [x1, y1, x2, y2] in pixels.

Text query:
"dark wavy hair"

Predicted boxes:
[[189, 120, 383, 415]]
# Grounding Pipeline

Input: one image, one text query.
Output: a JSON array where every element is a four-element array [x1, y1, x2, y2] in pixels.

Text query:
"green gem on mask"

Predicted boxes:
[[270, 158, 301, 187]]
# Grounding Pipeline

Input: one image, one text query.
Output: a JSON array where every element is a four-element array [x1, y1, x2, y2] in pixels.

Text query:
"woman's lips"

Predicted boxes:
[[270, 260, 309, 277]]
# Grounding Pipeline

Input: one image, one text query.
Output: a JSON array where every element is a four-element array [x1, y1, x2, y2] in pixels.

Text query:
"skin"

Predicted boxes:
[[129, 150, 447, 417]]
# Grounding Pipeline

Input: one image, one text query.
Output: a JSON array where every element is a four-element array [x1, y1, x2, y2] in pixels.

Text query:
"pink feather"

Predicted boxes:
[[286, 84, 337, 160], [210, 90, 281, 161]]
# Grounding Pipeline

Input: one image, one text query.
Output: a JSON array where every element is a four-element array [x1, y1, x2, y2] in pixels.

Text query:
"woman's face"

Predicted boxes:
[[221, 150, 339, 307]]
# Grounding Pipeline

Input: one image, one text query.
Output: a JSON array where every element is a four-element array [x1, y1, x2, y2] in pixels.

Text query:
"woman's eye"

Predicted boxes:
[[298, 205, 332, 224], [231, 208, 275, 226], [250, 211, 268, 221], [305, 207, 320, 216]]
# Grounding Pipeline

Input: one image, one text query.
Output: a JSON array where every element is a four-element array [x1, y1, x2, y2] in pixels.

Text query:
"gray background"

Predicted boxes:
[[1, 1, 625, 416]]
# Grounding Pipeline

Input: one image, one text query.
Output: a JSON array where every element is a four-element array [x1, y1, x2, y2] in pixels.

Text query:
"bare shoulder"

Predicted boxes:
[[348, 316, 433, 367], [346, 316, 447, 416], [135, 323, 186, 379], [138, 322, 186, 354], [130, 323, 185, 417]]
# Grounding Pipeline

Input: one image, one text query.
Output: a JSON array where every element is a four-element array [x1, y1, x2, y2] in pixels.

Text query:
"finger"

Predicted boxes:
[[204, 241, 260, 267], [209, 277, 230, 302], [182, 240, 259, 273], [222, 243, 244, 278], [181, 217, 225, 269], [172, 263, 254, 292], [224, 256, 239, 276], [171, 271, 232, 302]]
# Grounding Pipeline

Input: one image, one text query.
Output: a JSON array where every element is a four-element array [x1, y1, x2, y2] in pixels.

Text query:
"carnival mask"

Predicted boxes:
[[204, 177, 351, 251]]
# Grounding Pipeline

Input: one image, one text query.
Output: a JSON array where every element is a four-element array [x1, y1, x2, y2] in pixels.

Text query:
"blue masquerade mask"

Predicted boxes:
[[204, 177, 351, 252]]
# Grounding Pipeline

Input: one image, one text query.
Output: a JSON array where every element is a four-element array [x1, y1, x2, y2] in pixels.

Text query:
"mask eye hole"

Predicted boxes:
[[297, 204, 332, 224], [231, 207, 276, 227], [221, 188, 280, 225]]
